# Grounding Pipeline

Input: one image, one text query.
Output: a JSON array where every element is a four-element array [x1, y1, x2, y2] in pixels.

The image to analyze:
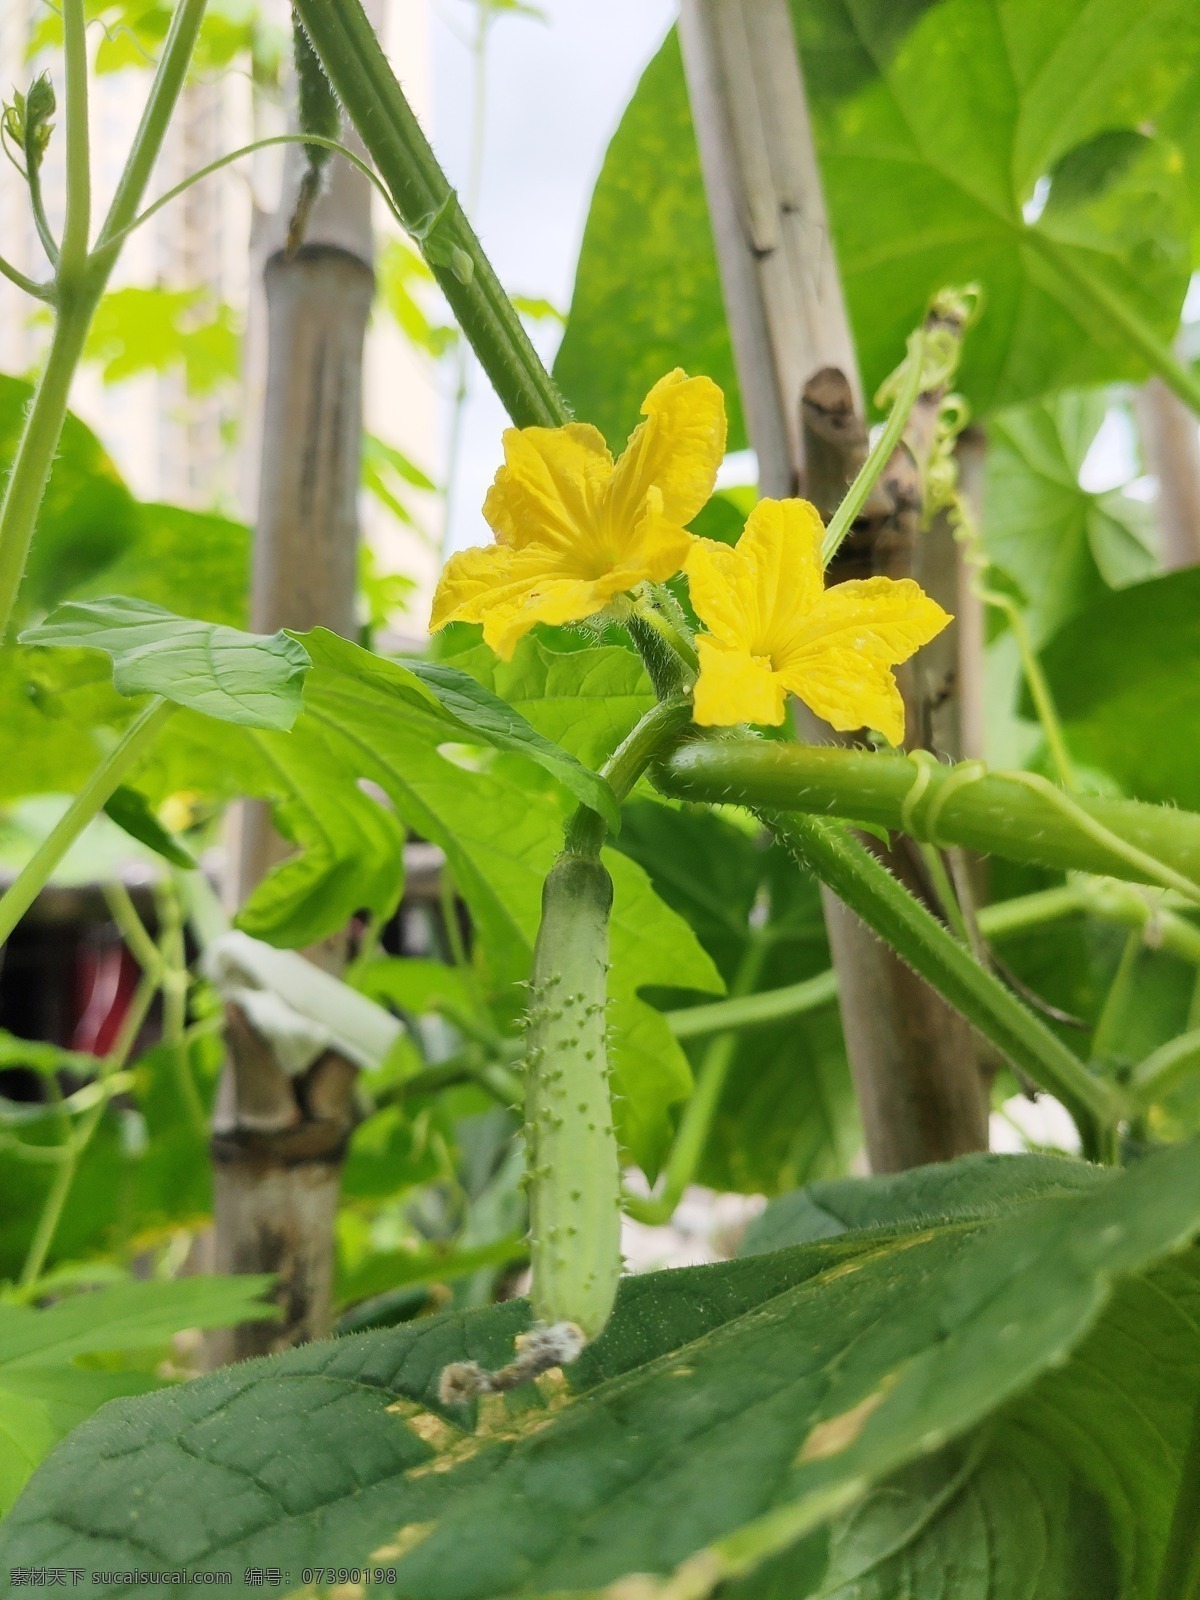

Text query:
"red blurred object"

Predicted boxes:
[[71, 936, 141, 1056]]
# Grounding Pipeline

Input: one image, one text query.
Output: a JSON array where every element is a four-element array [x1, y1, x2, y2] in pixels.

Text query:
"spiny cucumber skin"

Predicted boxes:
[[525, 853, 621, 1341]]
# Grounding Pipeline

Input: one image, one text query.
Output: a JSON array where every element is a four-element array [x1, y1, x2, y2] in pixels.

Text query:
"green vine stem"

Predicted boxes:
[[0, 303, 93, 636], [820, 326, 927, 566], [0, 0, 209, 637], [564, 696, 692, 858], [767, 812, 1123, 1155], [59, 0, 91, 277], [657, 741, 1200, 893], [0, 251, 50, 299], [155, 883, 207, 1137], [292, 0, 569, 432], [0, 700, 176, 947]]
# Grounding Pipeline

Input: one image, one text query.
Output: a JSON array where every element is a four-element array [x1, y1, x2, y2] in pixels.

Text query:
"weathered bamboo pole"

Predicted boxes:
[[210, 22, 380, 1360], [678, 0, 989, 1170]]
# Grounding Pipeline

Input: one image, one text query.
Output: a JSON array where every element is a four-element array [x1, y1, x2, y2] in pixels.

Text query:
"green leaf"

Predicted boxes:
[[102, 785, 196, 868], [554, 31, 744, 449], [1037, 566, 1200, 810], [400, 656, 620, 827], [5, 1147, 1200, 1593], [742, 1151, 1108, 1253], [444, 634, 655, 773], [354, 958, 482, 1021], [605, 848, 723, 1169], [0, 374, 141, 626], [985, 389, 1157, 645], [0, 1276, 275, 1517], [82, 502, 251, 628], [556, 5, 1199, 446], [377, 237, 457, 358], [77, 287, 241, 397], [20, 597, 312, 730], [224, 721, 407, 949]]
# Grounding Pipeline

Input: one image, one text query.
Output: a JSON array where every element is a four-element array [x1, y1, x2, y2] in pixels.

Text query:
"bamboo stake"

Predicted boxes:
[[210, 20, 381, 1361], [678, 0, 989, 1171]]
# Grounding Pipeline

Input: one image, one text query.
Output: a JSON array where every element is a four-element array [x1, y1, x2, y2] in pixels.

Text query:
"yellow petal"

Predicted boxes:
[[779, 648, 908, 746], [684, 537, 755, 648], [686, 498, 826, 657], [621, 490, 697, 586], [774, 577, 951, 745], [735, 498, 826, 655], [605, 370, 727, 538], [483, 422, 614, 557], [780, 577, 951, 672], [430, 542, 512, 632], [692, 635, 788, 727], [481, 573, 611, 660], [431, 541, 613, 660]]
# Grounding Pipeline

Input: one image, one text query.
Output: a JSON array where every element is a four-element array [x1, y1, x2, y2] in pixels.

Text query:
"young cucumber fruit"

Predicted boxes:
[[524, 851, 622, 1341]]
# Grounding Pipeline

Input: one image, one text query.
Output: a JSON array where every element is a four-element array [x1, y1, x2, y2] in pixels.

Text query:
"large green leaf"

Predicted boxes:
[[0, 1276, 274, 1517], [20, 598, 311, 731], [733, 1153, 1197, 1595], [77, 287, 241, 397], [555, 3, 1199, 446], [82, 502, 251, 628], [553, 32, 746, 451], [5, 1147, 1200, 1595], [742, 1150, 1108, 1253], [1037, 566, 1200, 810], [985, 389, 1157, 646], [0, 500, 251, 806], [0, 375, 141, 626]]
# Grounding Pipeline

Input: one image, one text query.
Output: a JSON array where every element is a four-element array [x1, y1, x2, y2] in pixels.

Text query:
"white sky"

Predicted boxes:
[[430, 0, 675, 554]]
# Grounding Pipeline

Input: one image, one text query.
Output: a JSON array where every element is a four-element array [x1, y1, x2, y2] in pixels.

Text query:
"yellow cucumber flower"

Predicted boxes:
[[430, 370, 727, 659], [686, 497, 951, 746]]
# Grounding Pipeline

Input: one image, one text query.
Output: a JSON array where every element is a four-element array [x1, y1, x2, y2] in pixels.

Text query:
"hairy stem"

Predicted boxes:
[[93, 0, 210, 263], [156, 883, 207, 1137], [0, 0, 208, 637], [60, 0, 92, 276], [767, 812, 1123, 1153], [564, 696, 692, 858], [0, 253, 50, 299], [664, 883, 1094, 1040], [0, 301, 92, 635], [657, 741, 1200, 892], [293, 0, 568, 430]]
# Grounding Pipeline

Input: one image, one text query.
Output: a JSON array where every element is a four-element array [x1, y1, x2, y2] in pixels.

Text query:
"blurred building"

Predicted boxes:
[[0, 0, 441, 623]]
